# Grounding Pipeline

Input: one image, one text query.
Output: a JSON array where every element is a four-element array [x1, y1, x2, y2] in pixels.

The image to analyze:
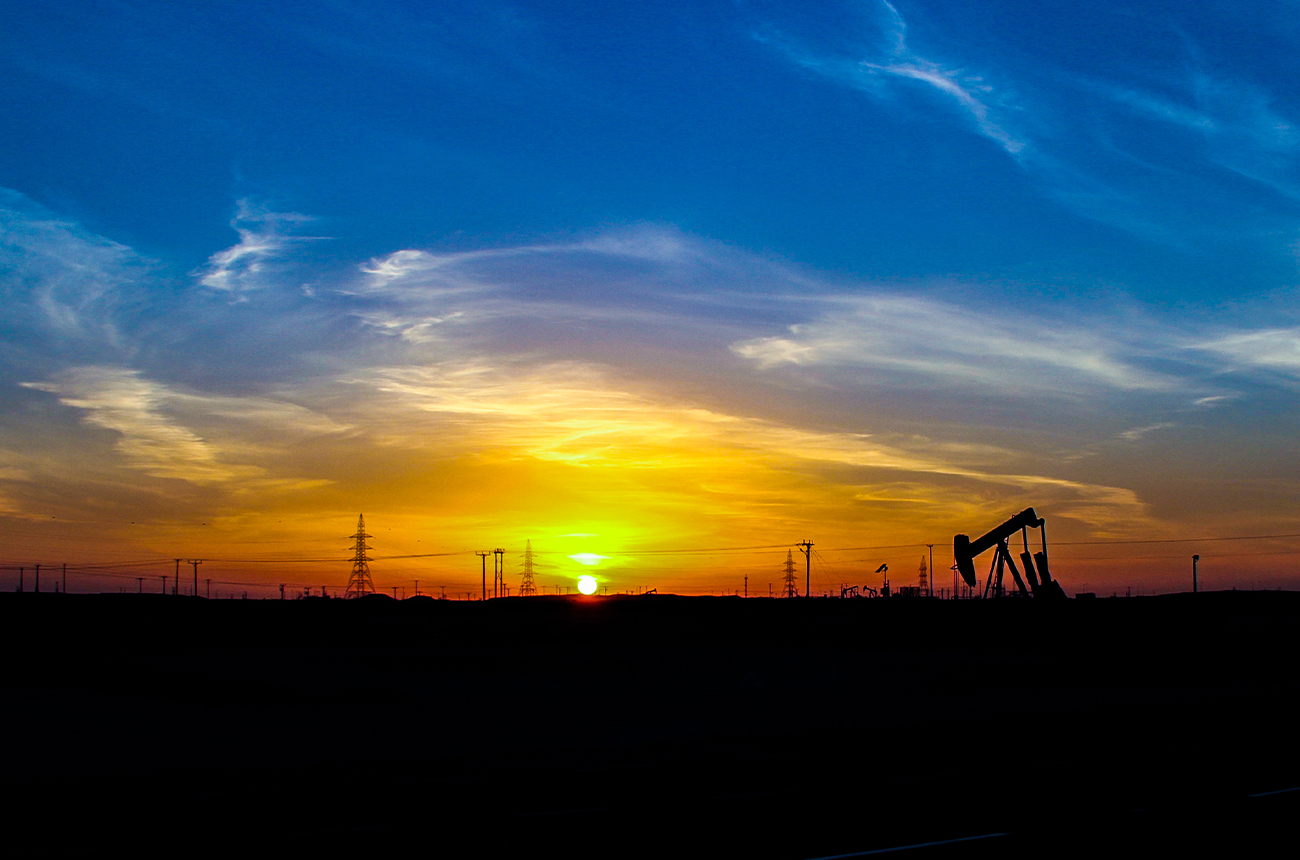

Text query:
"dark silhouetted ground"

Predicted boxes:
[[1, 591, 1297, 856]]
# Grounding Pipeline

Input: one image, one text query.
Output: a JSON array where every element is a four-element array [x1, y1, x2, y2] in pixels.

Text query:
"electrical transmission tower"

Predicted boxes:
[[518, 540, 537, 596], [345, 514, 375, 599], [919, 555, 928, 596], [782, 549, 799, 598]]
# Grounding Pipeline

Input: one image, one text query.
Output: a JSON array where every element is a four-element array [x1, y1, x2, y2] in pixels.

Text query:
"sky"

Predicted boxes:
[[4, 0, 1300, 597]]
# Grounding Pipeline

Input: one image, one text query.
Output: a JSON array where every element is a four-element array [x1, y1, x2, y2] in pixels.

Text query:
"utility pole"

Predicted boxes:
[[1192, 554, 1200, 593], [18, 568, 22, 592], [797, 540, 813, 599], [744, 575, 747, 598], [161, 575, 167, 594], [34, 563, 40, 594], [62, 563, 67, 595], [188, 560, 202, 597], [493, 548, 505, 598], [476, 551, 490, 600], [206, 579, 211, 599], [174, 559, 181, 595], [279, 583, 285, 600], [137, 577, 143, 594], [926, 545, 934, 598]]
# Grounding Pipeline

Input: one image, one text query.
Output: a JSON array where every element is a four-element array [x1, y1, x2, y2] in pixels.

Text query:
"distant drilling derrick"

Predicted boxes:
[[782, 549, 799, 598], [344, 514, 375, 599], [919, 555, 928, 595], [518, 540, 537, 596]]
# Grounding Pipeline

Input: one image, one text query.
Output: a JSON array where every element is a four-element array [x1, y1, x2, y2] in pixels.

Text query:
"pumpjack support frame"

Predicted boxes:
[[953, 508, 1067, 600]]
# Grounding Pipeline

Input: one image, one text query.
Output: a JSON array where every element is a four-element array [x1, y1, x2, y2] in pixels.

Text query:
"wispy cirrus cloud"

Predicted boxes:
[[1081, 70, 1300, 200], [754, 2, 1300, 247], [0, 188, 150, 352], [193, 199, 316, 293], [21, 366, 345, 485], [1195, 327, 1300, 375], [22, 367, 252, 483], [729, 294, 1178, 395], [755, 0, 1025, 155]]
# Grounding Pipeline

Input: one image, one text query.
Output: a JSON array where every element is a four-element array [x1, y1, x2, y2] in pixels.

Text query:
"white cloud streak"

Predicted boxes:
[[757, 3, 1300, 243], [1196, 328, 1300, 374], [0, 188, 149, 350], [194, 199, 315, 293], [730, 294, 1176, 394], [22, 367, 346, 484], [758, 0, 1025, 155]]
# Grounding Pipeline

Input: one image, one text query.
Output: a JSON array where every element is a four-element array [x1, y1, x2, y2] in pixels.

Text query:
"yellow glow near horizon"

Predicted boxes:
[[577, 575, 598, 595]]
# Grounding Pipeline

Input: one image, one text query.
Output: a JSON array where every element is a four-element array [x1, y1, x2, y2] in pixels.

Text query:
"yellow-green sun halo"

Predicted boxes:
[[568, 553, 609, 566]]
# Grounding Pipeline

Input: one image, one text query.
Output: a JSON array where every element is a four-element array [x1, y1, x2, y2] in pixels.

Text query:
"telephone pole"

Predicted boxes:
[[475, 551, 490, 600], [926, 545, 934, 598], [188, 560, 203, 597], [493, 548, 505, 598], [173, 559, 181, 595], [797, 540, 813, 598]]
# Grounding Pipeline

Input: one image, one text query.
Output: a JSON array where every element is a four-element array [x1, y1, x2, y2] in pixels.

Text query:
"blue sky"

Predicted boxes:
[[4, 1, 1300, 594]]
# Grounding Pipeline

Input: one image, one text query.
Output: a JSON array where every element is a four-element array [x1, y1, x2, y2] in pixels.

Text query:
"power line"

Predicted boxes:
[[1054, 532, 1300, 546]]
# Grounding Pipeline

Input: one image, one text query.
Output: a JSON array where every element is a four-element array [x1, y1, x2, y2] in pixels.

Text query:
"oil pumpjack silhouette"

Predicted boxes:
[[953, 507, 1068, 600]]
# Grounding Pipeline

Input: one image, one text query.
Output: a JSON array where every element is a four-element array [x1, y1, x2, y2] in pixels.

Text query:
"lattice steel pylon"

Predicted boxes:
[[919, 555, 929, 596], [518, 540, 537, 596], [782, 549, 799, 598], [344, 514, 375, 599]]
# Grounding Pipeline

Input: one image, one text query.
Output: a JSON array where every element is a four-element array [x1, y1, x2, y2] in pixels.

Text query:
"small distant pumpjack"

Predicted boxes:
[[953, 508, 1068, 600]]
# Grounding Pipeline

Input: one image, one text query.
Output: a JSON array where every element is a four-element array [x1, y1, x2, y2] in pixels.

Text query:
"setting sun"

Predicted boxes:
[[577, 575, 598, 595]]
